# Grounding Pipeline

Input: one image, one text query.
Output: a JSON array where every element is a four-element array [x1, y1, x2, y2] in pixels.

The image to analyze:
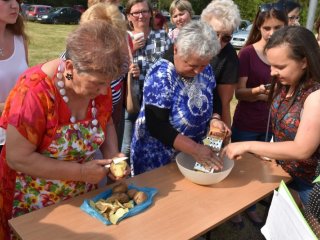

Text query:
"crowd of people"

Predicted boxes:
[[0, 0, 320, 239]]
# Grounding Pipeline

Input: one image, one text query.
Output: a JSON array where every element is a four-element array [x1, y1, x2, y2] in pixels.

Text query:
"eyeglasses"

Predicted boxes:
[[129, 10, 150, 18], [288, 15, 300, 21], [259, 2, 284, 13], [216, 32, 232, 43]]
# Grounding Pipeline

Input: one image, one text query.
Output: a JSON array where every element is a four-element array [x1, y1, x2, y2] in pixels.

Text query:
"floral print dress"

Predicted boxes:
[[0, 64, 112, 239], [271, 82, 320, 183], [130, 59, 216, 176]]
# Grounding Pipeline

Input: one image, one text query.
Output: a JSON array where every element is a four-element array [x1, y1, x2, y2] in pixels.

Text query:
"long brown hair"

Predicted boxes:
[[265, 26, 320, 104], [245, 3, 287, 47], [7, 13, 28, 42]]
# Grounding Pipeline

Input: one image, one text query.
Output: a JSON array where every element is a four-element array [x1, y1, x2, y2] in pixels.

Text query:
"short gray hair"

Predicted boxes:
[[175, 20, 221, 60], [201, 0, 241, 32]]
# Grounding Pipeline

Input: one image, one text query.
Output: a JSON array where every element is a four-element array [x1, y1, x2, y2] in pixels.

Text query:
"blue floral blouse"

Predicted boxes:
[[130, 59, 216, 176]]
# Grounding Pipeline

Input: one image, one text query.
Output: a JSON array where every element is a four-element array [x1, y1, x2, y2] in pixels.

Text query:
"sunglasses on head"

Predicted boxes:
[[259, 2, 284, 13], [216, 32, 232, 43]]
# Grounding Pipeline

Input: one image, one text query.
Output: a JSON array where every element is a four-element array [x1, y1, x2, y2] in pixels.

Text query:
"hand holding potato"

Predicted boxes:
[[107, 156, 131, 181], [209, 118, 231, 139]]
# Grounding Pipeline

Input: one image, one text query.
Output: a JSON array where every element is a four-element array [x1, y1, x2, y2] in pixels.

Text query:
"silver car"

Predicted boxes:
[[231, 24, 252, 49]]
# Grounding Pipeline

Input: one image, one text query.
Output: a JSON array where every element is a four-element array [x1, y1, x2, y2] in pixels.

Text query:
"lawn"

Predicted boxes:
[[26, 21, 265, 240], [26, 22, 76, 66]]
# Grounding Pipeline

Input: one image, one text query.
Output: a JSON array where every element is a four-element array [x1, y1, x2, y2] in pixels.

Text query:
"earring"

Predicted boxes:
[[66, 73, 73, 80]]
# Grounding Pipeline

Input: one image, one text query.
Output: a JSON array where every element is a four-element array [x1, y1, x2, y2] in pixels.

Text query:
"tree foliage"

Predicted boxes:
[[27, 0, 319, 28]]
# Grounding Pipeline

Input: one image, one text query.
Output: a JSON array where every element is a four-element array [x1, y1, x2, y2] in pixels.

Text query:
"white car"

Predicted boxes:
[[231, 24, 252, 49]]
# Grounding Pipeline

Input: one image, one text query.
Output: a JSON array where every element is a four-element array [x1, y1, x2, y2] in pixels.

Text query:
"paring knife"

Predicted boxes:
[[104, 157, 128, 168]]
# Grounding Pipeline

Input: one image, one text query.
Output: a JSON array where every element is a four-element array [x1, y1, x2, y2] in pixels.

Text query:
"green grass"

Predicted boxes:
[[26, 22, 77, 66], [26, 22, 264, 240]]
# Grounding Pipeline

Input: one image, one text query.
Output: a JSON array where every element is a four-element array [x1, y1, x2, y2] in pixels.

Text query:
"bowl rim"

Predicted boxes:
[[176, 152, 234, 175]]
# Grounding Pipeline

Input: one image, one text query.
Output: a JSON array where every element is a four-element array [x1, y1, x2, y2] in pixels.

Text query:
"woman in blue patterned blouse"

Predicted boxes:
[[130, 21, 231, 176]]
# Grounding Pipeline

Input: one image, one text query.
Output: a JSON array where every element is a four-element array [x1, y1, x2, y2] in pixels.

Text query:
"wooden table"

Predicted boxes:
[[9, 153, 291, 240]]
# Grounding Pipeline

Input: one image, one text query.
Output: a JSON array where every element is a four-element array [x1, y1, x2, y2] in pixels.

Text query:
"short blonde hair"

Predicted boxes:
[[88, 0, 103, 8], [169, 0, 194, 23], [80, 3, 127, 32], [201, 0, 241, 32]]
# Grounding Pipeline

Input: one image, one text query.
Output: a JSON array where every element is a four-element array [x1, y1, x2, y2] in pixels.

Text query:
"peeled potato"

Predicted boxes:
[[133, 191, 147, 205], [110, 161, 128, 178]]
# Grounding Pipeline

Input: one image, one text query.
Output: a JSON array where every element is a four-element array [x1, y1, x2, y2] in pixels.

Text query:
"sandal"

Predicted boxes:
[[230, 215, 245, 230], [246, 211, 264, 228]]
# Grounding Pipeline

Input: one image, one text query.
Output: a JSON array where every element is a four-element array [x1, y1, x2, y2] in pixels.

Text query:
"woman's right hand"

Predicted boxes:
[[132, 36, 145, 51], [192, 144, 223, 171], [80, 159, 112, 184]]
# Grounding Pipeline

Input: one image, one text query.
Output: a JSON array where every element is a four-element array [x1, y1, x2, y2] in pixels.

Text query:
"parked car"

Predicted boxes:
[[26, 5, 52, 21], [231, 24, 252, 49], [37, 7, 81, 24], [73, 5, 86, 13], [237, 20, 251, 32], [20, 3, 31, 19]]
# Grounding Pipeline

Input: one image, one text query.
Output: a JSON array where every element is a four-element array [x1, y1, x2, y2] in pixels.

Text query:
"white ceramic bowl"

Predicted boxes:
[[176, 152, 234, 185]]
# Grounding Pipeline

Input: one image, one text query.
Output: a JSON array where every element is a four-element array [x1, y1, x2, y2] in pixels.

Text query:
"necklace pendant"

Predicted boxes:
[[74, 123, 79, 130], [92, 127, 98, 133]]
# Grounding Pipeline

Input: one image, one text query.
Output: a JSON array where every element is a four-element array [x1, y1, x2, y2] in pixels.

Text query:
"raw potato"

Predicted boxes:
[[106, 193, 130, 204], [110, 161, 128, 178], [133, 191, 147, 205], [112, 182, 128, 193]]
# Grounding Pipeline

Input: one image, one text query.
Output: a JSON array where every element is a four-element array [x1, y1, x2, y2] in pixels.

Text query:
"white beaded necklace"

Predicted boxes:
[[55, 61, 98, 132]]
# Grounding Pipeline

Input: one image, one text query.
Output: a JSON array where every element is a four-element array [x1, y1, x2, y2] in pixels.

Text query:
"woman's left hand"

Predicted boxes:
[[209, 118, 231, 138], [107, 153, 131, 181], [220, 142, 248, 160]]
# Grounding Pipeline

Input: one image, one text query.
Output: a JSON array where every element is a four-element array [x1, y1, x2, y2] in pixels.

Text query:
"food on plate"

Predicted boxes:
[[127, 189, 138, 199], [106, 192, 130, 204], [90, 182, 149, 224], [109, 208, 129, 224], [133, 191, 147, 205], [110, 160, 128, 178], [112, 182, 128, 193]]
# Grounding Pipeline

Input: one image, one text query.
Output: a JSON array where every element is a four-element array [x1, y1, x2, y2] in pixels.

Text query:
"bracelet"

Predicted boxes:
[[211, 114, 221, 120]]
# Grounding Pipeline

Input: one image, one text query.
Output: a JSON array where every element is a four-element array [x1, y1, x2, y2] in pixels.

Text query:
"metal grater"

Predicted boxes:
[[193, 136, 224, 173], [202, 136, 223, 152]]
